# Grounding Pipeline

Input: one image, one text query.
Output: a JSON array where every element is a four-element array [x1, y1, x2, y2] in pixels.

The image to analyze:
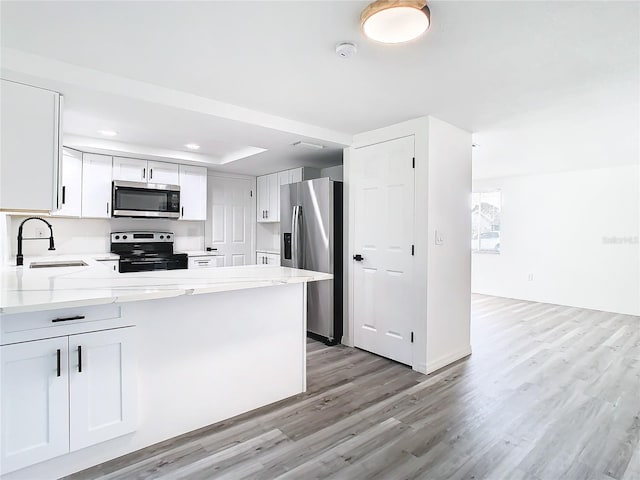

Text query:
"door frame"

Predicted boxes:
[[344, 118, 431, 374]]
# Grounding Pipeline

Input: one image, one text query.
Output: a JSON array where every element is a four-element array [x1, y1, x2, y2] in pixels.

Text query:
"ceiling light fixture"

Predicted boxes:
[[292, 141, 325, 150], [184, 143, 200, 150], [361, 0, 431, 44], [98, 129, 118, 136]]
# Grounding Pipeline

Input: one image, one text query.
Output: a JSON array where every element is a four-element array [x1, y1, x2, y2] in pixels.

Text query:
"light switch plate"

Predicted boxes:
[[435, 230, 444, 245]]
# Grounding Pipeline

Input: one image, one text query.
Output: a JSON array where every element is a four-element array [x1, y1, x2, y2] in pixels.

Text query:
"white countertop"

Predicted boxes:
[[0, 256, 332, 314], [180, 250, 221, 257]]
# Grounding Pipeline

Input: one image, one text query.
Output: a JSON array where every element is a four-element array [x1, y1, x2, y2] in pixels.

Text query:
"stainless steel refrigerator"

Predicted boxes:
[[280, 178, 343, 345]]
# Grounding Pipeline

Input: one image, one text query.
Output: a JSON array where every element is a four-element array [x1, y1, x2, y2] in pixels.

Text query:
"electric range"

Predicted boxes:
[[110, 231, 188, 273]]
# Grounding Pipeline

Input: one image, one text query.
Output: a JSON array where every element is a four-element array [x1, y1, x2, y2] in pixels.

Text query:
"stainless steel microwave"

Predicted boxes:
[[112, 181, 180, 218]]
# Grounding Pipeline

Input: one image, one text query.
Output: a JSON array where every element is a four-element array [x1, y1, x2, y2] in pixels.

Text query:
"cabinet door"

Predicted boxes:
[[69, 327, 136, 451], [266, 253, 281, 266], [112, 157, 147, 182], [256, 175, 269, 223], [266, 173, 279, 222], [53, 149, 83, 217], [288, 168, 303, 184], [0, 79, 62, 212], [0, 337, 69, 474], [148, 161, 179, 185], [179, 165, 207, 221], [81, 153, 113, 218]]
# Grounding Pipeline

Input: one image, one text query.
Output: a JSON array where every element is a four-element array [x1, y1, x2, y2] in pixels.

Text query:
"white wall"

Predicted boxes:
[[472, 165, 640, 316], [5, 216, 204, 260]]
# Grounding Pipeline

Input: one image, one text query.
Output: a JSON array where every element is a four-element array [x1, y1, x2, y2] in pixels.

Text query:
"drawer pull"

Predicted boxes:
[[51, 315, 86, 323]]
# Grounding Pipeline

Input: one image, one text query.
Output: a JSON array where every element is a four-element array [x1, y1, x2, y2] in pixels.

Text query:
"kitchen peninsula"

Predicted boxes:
[[0, 261, 331, 479]]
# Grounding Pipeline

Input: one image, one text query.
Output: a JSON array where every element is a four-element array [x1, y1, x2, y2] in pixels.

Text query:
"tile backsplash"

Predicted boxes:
[[5, 215, 204, 260]]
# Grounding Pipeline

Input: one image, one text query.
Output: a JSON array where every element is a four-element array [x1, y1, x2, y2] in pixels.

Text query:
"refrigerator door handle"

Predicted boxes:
[[291, 205, 303, 269]]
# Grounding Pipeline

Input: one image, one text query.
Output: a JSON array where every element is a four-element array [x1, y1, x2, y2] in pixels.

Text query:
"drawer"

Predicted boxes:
[[0, 304, 131, 345], [188, 257, 217, 269]]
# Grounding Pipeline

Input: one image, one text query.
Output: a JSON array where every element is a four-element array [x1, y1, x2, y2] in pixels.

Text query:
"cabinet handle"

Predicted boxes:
[[266, 210, 269, 219], [107, 202, 110, 215], [182, 206, 184, 217], [78, 345, 82, 373], [52, 315, 86, 323], [150, 168, 153, 180], [56, 349, 61, 377], [143, 168, 146, 179], [62, 186, 66, 205]]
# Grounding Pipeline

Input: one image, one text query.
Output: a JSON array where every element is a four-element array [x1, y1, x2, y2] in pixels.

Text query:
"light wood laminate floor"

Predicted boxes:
[[65, 295, 640, 480]]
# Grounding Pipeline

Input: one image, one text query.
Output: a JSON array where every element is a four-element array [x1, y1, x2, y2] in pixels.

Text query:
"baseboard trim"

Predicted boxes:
[[425, 345, 472, 374]]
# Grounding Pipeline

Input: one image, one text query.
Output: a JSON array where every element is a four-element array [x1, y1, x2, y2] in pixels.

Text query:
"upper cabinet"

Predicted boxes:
[[179, 165, 207, 221], [257, 167, 320, 223], [52, 149, 83, 218], [81, 153, 113, 219], [113, 157, 179, 185], [0, 79, 63, 212]]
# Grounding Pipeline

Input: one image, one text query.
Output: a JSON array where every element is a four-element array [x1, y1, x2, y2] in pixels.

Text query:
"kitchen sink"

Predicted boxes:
[[29, 260, 88, 269]]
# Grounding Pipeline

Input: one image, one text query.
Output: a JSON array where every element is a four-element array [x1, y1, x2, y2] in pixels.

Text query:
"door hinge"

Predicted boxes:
[[412, 157, 415, 168], [411, 245, 415, 256], [411, 332, 414, 343]]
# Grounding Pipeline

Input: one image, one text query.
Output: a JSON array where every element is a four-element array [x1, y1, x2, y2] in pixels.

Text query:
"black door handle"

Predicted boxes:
[[353, 254, 364, 262]]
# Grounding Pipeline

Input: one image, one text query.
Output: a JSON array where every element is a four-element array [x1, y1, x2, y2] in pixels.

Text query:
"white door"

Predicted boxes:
[[112, 157, 147, 182], [148, 161, 179, 185], [352, 135, 415, 366], [81, 153, 112, 218], [53, 148, 82, 217], [256, 175, 268, 222], [0, 337, 69, 474], [179, 165, 207, 221], [69, 327, 136, 451], [209, 176, 253, 266]]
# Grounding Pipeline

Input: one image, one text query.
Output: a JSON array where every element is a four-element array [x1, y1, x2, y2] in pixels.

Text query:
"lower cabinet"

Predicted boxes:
[[256, 251, 281, 265], [188, 255, 224, 269], [0, 327, 136, 474]]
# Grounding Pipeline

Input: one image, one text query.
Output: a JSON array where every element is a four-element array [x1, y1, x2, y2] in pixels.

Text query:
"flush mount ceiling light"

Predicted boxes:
[[361, 0, 431, 44], [184, 143, 200, 150], [98, 129, 118, 136]]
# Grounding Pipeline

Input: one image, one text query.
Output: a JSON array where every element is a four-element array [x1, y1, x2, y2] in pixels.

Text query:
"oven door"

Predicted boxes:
[[112, 181, 180, 218]]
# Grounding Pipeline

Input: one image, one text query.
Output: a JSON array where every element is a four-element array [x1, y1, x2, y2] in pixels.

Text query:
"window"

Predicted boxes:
[[472, 190, 501, 254]]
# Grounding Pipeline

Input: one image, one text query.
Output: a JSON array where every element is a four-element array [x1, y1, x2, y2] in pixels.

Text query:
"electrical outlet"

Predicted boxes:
[[435, 230, 444, 245], [527, 273, 534, 281], [35, 227, 47, 238]]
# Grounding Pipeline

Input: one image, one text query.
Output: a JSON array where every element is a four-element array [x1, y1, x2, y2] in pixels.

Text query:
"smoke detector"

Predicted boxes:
[[336, 42, 358, 58]]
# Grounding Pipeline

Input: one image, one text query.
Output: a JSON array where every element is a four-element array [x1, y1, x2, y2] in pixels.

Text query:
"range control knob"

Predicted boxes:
[[123, 235, 128, 240], [115, 235, 120, 240], [167, 235, 171, 240], [160, 235, 164, 239]]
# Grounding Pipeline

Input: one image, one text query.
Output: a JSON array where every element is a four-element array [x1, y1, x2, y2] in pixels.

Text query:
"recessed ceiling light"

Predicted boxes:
[[184, 143, 200, 150], [292, 141, 325, 150], [361, 0, 431, 44], [98, 129, 118, 136]]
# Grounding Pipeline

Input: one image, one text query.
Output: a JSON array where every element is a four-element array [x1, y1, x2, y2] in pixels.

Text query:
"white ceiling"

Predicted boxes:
[[1, 1, 638, 176]]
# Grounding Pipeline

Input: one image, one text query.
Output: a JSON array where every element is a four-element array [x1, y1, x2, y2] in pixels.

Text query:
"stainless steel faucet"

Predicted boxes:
[[16, 217, 56, 266]]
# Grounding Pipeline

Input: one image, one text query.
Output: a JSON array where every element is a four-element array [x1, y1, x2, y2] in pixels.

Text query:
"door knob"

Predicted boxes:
[[353, 254, 364, 262]]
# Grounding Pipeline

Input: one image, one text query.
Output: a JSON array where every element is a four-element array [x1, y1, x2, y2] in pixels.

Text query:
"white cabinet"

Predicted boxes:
[[188, 255, 224, 269], [97, 259, 119, 272], [81, 153, 113, 218], [256, 173, 280, 223], [52, 148, 83, 217], [256, 168, 320, 224], [257, 251, 280, 265], [0, 337, 70, 474], [0, 79, 63, 212], [179, 165, 207, 221], [69, 328, 136, 451], [0, 325, 136, 474], [113, 157, 179, 185]]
